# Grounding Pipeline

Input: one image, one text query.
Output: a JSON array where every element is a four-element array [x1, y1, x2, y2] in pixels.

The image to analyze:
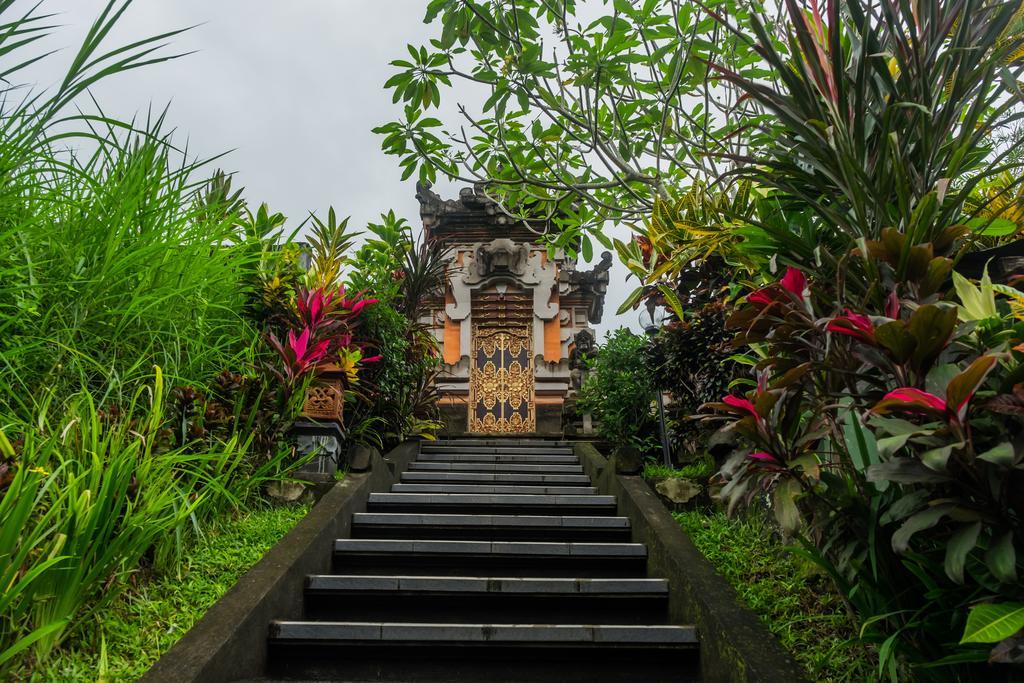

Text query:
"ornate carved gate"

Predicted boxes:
[[469, 326, 535, 433]]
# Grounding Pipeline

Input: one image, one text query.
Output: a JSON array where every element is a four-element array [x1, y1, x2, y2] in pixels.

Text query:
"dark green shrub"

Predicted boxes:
[[577, 328, 658, 452], [645, 301, 739, 458]]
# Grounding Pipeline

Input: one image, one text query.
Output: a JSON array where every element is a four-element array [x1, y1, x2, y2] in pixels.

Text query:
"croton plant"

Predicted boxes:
[[705, 225, 1024, 667]]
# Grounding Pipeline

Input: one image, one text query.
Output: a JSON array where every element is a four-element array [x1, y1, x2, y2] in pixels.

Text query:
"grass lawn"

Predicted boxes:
[[676, 510, 876, 683], [20, 503, 309, 682], [643, 454, 714, 480]]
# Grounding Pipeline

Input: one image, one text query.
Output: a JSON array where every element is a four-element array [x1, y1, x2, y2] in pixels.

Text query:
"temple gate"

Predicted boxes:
[[417, 184, 610, 435]]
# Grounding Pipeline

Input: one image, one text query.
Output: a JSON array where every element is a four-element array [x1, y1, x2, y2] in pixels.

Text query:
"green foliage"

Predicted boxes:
[[713, 0, 1024, 280], [676, 510, 876, 682], [0, 370, 309, 671], [304, 207, 358, 290], [960, 603, 1024, 645], [19, 504, 308, 682], [644, 301, 740, 458], [0, 2, 328, 674], [644, 454, 713, 481], [349, 302, 440, 447], [0, 5, 273, 420], [668, 1, 1024, 678], [375, 0, 778, 252], [577, 328, 657, 451], [347, 210, 413, 304]]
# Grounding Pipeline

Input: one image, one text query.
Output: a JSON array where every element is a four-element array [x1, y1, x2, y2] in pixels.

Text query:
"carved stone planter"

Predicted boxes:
[[301, 363, 346, 425], [291, 364, 349, 483]]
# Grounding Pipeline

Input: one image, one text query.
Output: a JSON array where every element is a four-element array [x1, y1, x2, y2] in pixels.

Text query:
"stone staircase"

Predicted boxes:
[[264, 438, 700, 682]]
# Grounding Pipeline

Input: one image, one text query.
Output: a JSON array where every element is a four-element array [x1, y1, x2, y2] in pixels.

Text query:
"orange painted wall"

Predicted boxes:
[[544, 281, 561, 362], [442, 283, 460, 365], [443, 318, 461, 365]]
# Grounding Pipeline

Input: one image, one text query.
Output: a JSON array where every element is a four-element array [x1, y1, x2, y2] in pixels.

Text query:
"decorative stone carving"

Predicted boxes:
[[474, 238, 530, 278], [568, 329, 597, 390], [561, 251, 613, 324], [448, 249, 559, 323], [301, 364, 346, 425]]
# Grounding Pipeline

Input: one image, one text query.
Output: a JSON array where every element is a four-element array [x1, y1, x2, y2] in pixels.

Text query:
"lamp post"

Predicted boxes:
[[639, 306, 672, 468]]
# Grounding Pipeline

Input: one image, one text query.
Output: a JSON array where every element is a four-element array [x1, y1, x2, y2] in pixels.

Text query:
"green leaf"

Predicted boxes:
[[966, 216, 1019, 237], [581, 234, 593, 262], [874, 321, 915, 363], [920, 443, 955, 471], [977, 442, 1016, 467], [925, 363, 960, 397], [879, 490, 929, 525], [946, 355, 999, 421], [960, 603, 1024, 644], [771, 477, 802, 533], [870, 416, 933, 437], [945, 521, 981, 584], [657, 284, 685, 321], [616, 286, 644, 315], [986, 531, 1018, 583], [891, 503, 953, 553], [876, 433, 913, 459], [843, 404, 882, 477], [907, 304, 958, 374]]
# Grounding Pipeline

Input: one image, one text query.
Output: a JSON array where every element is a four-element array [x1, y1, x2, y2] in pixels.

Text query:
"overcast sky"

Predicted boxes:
[[18, 0, 639, 335]]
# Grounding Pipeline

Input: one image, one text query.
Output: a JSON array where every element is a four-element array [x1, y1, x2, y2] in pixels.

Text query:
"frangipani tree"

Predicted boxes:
[[375, 0, 781, 257]]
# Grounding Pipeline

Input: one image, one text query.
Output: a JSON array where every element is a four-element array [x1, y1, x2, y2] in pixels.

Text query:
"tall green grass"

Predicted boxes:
[[0, 1, 308, 675], [0, 1, 262, 420], [0, 369, 301, 672]]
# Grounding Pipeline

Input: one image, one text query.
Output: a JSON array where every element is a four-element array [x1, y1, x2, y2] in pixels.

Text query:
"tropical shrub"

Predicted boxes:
[[344, 211, 446, 445], [645, 300, 741, 459], [0, 369, 307, 672], [0, 1, 385, 675], [684, 1, 1024, 678], [577, 329, 658, 452]]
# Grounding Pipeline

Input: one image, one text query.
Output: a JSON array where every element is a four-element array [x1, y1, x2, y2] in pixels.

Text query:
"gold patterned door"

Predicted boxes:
[[469, 326, 535, 433]]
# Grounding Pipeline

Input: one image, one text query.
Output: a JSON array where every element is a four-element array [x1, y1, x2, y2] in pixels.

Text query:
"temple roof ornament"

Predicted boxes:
[[560, 251, 613, 324], [416, 181, 548, 237]]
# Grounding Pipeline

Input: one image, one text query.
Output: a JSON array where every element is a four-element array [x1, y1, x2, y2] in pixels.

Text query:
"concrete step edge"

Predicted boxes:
[[368, 493, 615, 505], [269, 621, 697, 645], [390, 484, 597, 495], [333, 539, 646, 557], [353, 513, 630, 528], [304, 575, 668, 595]]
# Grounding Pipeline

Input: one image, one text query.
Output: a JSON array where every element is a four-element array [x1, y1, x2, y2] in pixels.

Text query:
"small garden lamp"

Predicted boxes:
[[638, 305, 667, 335], [639, 305, 672, 467]]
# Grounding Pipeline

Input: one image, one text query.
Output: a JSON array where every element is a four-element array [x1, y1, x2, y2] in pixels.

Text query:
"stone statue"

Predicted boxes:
[[568, 329, 597, 389]]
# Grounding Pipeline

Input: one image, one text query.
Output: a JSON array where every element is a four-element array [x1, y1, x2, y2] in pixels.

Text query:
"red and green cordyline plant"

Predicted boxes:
[[706, 255, 1024, 676], [266, 284, 380, 391]]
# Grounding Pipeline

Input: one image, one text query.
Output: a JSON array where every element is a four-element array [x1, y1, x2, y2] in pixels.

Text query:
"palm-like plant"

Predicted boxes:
[[398, 234, 449, 321], [712, 0, 1024, 271], [305, 207, 358, 290]]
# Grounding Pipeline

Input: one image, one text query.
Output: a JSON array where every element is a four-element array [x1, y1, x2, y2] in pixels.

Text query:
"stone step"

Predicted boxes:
[[302, 576, 669, 623], [431, 439, 572, 448], [391, 483, 597, 495], [401, 471, 593, 486], [268, 622, 698, 682], [421, 445, 575, 456], [417, 453, 580, 464], [332, 539, 647, 577], [408, 462, 585, 474], [366, 492, 617, 516], [352, 512, 631, 542]]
